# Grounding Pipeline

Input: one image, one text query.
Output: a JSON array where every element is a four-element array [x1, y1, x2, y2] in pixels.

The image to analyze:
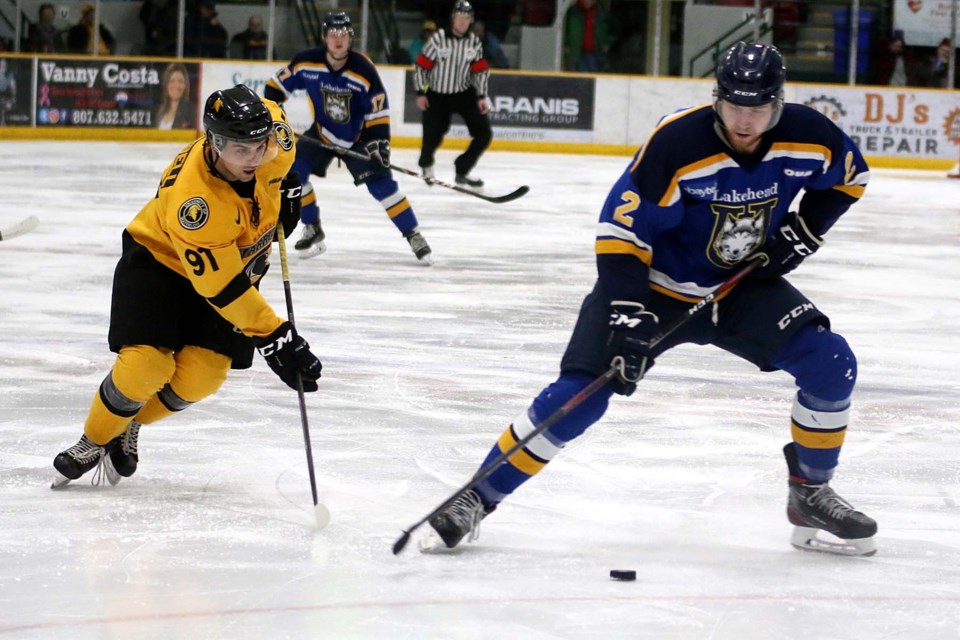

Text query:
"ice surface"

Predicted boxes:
[[1, 142, 959, 639]]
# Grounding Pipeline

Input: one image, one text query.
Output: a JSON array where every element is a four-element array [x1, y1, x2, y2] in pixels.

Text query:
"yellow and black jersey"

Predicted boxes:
[[125, 99, 296, 339]]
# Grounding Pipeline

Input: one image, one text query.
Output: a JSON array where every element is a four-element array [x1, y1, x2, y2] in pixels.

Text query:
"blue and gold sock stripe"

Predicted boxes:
[[495, 409, 563, 476], [790, 395, 848, 450]]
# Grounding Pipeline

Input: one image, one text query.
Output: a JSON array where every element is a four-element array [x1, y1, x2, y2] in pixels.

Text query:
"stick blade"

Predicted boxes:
[[314, 503, 331, 531], [392, 530, 412, 555], [0, 215, 39, 241], [481, 185, 530, 204]]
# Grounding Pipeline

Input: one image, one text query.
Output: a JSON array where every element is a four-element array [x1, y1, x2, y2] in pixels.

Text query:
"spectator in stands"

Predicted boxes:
[[520, 0, 556, 26], [564, 0, 613, 73], [25, 3, 63, 53], [872, 33, 923, 87], [140, 0, 177, 56], [930, 37, 958, 88], [408, 19, 437, 63], [230, 15, 269, 60], [154, 63, 196, 130], [0, 57, 16, 126], [66, 4, 116, 55], [472, 19, 509, 68], [184, 0, 228, 59]]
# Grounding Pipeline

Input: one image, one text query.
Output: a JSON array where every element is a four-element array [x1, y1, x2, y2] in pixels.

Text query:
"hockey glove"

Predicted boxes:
[[607, 301, 660, 395], [278, 172, 302, 239], [255, 321, 322, 392], [750, 212, 823, 280], [365, 139, 391, 168]]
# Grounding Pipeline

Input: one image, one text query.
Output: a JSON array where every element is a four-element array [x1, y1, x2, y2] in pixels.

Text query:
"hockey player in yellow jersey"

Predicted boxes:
[[51, 84, 323, 488]]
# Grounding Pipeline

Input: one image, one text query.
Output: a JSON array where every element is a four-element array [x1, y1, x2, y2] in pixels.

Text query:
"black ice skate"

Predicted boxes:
[[783, 443, 877, 556], [51, 434, 106, 489], [404, 230, 433, 265], [421, 489, 496, 552], [104, 421, 141, 486], [294, 221, 326, 259], [455, 173, 484, 188]]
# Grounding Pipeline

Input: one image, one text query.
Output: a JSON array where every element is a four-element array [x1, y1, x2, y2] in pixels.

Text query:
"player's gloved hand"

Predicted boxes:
[[278, 172, 302, 240], [255, 321, 322, 391], [365, 139, 391, 168], [749, 211, 823, 280], [607, 301, 659, 395]]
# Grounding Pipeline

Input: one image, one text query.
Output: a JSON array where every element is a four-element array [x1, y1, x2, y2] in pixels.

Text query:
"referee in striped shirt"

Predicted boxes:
[[413, 0, 492, 188]]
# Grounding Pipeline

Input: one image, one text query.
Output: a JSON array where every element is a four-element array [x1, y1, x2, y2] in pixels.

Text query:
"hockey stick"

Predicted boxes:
[[391, 259, 760, 554], [297, 136, 530, 204], [276, 225, 331, 531], [0, 215, 39, 241]]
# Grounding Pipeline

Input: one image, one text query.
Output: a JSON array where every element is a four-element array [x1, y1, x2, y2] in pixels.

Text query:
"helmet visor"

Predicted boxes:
[[211, 131, 279, 168]]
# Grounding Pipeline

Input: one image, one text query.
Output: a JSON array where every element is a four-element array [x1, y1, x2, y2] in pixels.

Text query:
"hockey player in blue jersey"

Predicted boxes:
[[264, 12, 432, 264], [422, 42, 878, 556]]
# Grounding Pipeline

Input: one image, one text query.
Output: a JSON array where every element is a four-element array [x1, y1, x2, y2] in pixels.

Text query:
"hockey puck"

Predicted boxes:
[[609, 569, 637, 581]]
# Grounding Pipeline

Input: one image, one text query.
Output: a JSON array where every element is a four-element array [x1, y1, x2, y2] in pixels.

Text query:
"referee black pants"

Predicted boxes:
[[418, 89, 492, 177]]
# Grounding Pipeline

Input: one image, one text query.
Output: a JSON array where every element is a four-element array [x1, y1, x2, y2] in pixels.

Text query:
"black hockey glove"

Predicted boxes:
[[278, 172, 302, 240], [365, 139, 391, 168], [750, 212, 823, 280], [255, 321, 322, 392], [607, 301, 659, 395]]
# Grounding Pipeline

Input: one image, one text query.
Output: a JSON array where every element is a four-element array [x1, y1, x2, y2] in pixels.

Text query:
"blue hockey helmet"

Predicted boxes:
[[322, 11, 354, 39], [714, 41, 786, 130]]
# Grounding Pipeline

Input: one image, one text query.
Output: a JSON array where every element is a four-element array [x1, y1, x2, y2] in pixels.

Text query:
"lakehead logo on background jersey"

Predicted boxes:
[[322, 89, 351, 124], [179, 197, 209, 230]]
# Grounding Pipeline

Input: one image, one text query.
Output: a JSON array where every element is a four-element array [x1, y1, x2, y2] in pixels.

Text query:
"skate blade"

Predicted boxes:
[[417, 254, 434, 267], [103, 456, 123, 486], [791, 526, 877, 557], [417, 528, 457, 554], [297, 241, 326, 259], [50, 473, 73, 490]]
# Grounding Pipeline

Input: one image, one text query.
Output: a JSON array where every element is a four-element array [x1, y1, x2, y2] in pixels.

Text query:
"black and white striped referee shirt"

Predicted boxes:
[[413, 29, 490, 97]]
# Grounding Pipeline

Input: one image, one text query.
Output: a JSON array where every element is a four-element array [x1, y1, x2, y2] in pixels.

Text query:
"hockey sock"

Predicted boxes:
[[366, 178, 418, 236], [790, 392, 849, 483], [299, 182, 319, 225], [84, 345, 176, 444], [135, 346, 230, 424], [474, 372, 613, 504], [771, 324, 857, 483]]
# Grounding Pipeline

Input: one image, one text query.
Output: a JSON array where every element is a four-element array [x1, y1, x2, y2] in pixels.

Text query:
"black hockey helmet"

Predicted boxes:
[[203, 84, 277, 165], [715, 41, 785, 106], [322, 11, 354, 38], [204, 84, 271, 142], [452, 1, 475, 16], [714, 41, 786, 131]]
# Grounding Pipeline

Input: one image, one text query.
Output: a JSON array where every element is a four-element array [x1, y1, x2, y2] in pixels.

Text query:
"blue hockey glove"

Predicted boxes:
[[278, 172, 301, 239], [750, 212, 823, 280], [607, 301, 659, 393], [365, 139, 391, 168], [255, 321, 322, 391]]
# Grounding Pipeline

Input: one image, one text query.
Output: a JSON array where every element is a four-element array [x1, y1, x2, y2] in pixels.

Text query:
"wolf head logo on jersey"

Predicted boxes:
[[178, 197, 210, 230], [322, 90, 351, 124], [274, 121, 294, 152], [708, 205, 767, 266]]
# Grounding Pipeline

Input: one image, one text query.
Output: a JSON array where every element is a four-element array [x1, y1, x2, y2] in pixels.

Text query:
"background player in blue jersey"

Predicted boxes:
[[265, 12, 432, 265], [421, 42, 878, 557]]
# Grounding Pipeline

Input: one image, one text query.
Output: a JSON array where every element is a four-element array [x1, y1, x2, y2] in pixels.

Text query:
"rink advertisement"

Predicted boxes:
[[0, 57, 33, 126], [34, 59, 200, 129], [401, 71, 596, 142], [795, 86, 960, 162]]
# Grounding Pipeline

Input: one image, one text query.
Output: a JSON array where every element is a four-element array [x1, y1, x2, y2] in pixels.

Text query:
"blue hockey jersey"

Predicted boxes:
[[596, 103, 869, 303], [266, 48, 390, 149]]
